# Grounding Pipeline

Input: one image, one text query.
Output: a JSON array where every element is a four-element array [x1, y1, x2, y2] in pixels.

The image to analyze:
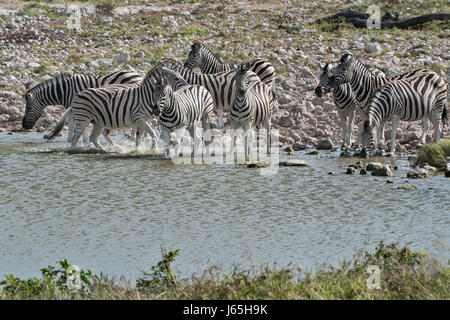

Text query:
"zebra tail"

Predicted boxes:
[[45, 107, 71, 140], [442, 104, 448, 127]]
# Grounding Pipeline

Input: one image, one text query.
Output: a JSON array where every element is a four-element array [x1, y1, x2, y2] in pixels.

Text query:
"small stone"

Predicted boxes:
[[284, 145, 294, 153], [386, 179, 393, 183], [371, 164, 393, 177], [360, 168, 368, 175], [398, 185, 418, 190], [328, 171, 335, 175], [292, 142, 306, 151], [99, 17, 113, 25], [364, 43, 382, 54], [116, 51, 129, 64], [316, 139, 333, 150], [247, 162, 267, 168], [306, 150, 319, 155], [444, 163, 450, 178], [366, 162, 383, 171], [278, 93, 293, 105], [279, 160, 307, 166], [346, 167, 356, 175], [407, 168, 429, 179]]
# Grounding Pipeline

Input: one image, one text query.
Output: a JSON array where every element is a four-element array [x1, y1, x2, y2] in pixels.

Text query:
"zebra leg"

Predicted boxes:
[[67, 111, 75, 143], [172, 126, 187, 157], [351, 110, 365, 150], [217, 109, 224, 129], [160, 126, 172, 157], [243, 122, 252, 162], [429, 109, 442, 143], [70, 120, 90, 149], [338, 110, 347, 149], [103, 128, 114, 146], [134, 119, 158, 150], [90, 124, 106, 151], [388, 117, 400, 154], [81, 126, 90, 146], [376, 121, 385, 150], [419, 119, 429, 145], [265, 117, 272, 156], [347, 109, 355, 148]]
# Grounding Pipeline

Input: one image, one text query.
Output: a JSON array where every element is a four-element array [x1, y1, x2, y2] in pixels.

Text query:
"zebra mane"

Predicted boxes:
[[193, 42, 224, 64], [340, 53, 353, 63]]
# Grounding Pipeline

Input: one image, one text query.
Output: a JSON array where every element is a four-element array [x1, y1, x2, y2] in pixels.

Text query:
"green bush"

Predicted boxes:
[[416, 139, 450, 168]]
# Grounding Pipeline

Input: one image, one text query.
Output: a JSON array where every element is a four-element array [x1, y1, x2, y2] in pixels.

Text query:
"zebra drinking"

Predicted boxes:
[[150, 68, 215, 158], [69, 64, 186, 151], [360, 72, 448, 157], [329, 53, 432, 149], [22, 71, 143, 143], [314, 62, 385, 149], [230, 63, 274, 161]]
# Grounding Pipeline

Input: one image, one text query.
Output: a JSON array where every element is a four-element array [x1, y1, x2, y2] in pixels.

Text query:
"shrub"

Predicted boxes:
[[416, 139, 450, 168]]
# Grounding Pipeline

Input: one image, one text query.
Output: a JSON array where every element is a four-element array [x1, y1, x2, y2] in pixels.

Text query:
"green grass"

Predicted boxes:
[[1, 242, 448, 300], [416, 139, 450, 168]]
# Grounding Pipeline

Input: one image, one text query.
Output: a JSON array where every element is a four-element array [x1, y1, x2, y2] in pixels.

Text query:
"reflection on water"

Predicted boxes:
[[0, 132, 448, 281]]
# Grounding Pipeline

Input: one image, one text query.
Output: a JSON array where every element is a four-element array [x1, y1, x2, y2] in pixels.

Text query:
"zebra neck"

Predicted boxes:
[[350, 61, 384, 106], [233, 92, 250, 111], [199, 46, 227, 73], [162, 90, 178, 114]]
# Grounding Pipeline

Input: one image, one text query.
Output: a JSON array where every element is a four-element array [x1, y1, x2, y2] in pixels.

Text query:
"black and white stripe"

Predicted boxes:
[[162, 58, 261, 128], [315, 62, 385, 148], [361, 72, 448, 156], [151, 68, 215, 157], [329, 53, 433, 148], [69, 65, 186, 150], [230, 63, 273, 159], [184, 42, 276, 98], [23, 71, 143, 142]]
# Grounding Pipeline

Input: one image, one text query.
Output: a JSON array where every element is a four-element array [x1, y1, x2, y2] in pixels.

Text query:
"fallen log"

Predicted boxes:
[[317, 8, 450, 29]]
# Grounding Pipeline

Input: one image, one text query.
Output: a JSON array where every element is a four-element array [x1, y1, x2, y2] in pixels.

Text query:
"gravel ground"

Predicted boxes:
[[0, 0, 449, 153]]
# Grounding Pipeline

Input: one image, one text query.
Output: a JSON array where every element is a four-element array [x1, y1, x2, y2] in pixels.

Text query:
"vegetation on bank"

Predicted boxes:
[[1, 242, 448, 300], [416, 139, 450, 168]]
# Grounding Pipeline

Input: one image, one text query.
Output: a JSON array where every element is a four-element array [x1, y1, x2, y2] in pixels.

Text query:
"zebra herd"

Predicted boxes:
[[22, 42, 276, 158], [315, 53, 448, 157], [21, 43, 448, 159]]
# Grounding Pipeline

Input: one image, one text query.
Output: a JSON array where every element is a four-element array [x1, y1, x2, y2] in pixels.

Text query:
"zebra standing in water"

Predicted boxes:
[[314, 62, 385, 149], [69, 64, 187, 151], [329, 53, 432, 149], [360, 72, 448, 157], [161, 58, 261, 129], [183, 42, 276, 123], [230, 63, 274, 160], [150, 68, 215, 158], [22, 71, 143, 143]]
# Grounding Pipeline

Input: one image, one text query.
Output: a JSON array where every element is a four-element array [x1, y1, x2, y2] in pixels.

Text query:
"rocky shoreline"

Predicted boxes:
[[0, 0, 449, 154]]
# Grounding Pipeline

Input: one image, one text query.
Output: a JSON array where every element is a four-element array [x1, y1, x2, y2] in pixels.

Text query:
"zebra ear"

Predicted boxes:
[[318, 62, 325, 71]]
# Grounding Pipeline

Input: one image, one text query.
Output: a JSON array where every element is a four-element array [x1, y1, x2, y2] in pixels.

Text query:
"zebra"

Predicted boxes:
[[160, 58, 261, 129], [230, 63, 274, 160], [314, 62, 386, 149], [184, 42, 277, 107], [150, 67, 215, 158], [329, 53, 432, 149], [69, 64, 187, 151], [22, 71, 143, 143], [360, 72, 448, 157]]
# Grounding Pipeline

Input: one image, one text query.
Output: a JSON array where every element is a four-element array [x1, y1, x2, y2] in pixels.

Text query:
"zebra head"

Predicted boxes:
[[184, 42, 204, 70], [314, 62, 333, 97], [160, 67, 189, 90], [329, 53, 355, 88], [360, 116, 377, 158], [22, 88, 45, 130], [151, 75, 170, 117], [235, 62, 253, 96]]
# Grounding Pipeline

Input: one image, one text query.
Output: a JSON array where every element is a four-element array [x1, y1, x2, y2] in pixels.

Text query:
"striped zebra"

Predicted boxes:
[[22, 71, 143, 143], [161, 58, 261, 129], [360, 72, 448, 157], [230, 63, 274, 160], [69, 64, 187, 151], [315, 62, 385, 149], [150, 67, 215, 158], [329, 53, 432, 149], [184, 42, 277, 105]]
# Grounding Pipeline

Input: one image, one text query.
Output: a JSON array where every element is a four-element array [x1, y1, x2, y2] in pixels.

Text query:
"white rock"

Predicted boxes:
[[364, 43, 382, 54], [116, 51, 129, 64]]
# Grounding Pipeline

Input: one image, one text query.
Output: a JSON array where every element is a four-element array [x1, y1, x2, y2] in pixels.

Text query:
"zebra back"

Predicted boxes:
[[22, 71, 143, 130]]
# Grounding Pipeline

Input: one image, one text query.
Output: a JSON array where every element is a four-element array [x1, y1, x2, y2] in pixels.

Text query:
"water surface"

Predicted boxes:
[[0, 132, 448, 281]]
